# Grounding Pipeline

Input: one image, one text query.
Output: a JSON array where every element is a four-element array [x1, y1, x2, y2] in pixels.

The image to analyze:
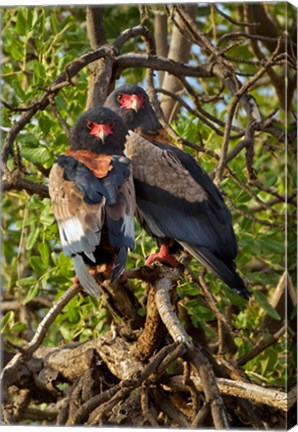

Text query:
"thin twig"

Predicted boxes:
[[1, 99, 38, 112], [226, 167, 283, 218], [157, 87, 228, 137], [214, 37, 282, 183], [213, 5, 259, 28], [174, 5, 218, 57], [222, 190, 283, 228], [152, 388, 190, 428], [249, 195, 287, 212], [249, 178, 286, 202], [191, 402, 210, 427], [153, 344, 187, 381], [113, 52, 212, 80], [164, 79, 244, 136], [237, 324, 286, 366], [140, 386, 159, 427], [24, 285, 80, 358], [217, 31, 284, 46], [49, 97, 70, 135], [113, 25, 154, 53], [197, 272, 251, 344]]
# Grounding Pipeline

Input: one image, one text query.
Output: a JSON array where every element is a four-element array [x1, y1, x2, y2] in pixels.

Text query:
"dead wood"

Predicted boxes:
[[163, 375, 294, 412], [134, 283, 167, 360], [1, 264, 292, 428]]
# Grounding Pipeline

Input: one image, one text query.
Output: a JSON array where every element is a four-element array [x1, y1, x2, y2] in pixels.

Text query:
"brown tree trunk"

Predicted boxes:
[[86, 6, 114, 108], [154, 11, 169, 87], [159, 4, 197, 122]]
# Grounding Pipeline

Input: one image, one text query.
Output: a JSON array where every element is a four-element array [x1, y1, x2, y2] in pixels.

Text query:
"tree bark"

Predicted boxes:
[[86, 7, 114, 108], [159, 4, 197, 122], [154, 11, 169, 86]]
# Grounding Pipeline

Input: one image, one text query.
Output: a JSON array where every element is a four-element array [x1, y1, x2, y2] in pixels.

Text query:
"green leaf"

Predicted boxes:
[[237, 191, 251, 203], [22, 146, 51, 164], [18, 132, 40, 144], [223, 286, 248, 307], [32, 8, 40, 28], [40, 211, 55, 226], [258, 238, 285, 255], [241, 217, 252, 232], [16, 9, 27, 35], [38, 242, 50, 267], [29, 256, 45, 273], [18, 276, 37, 287], [253, 291, 281, 320], [50, 12, 58, 34], [185, 298, 215, 321], [66, 297, 80, 323], [60, 325, 71, 340], [137, 307, 146, 317], [39, 115, 53, 136], [264, 174, 278, 188], [55, 95, 67, 111], [23, 283, 39, 305], [260, 356, 270, 375], [79, 328, 93, 341], [264, 348, 278, 373], [11, 45, 24, 61], [12, 322, 27, 332], [57, 252, 71, 269], [26, 8, 33, 31], [26, 227, 40, 250], [290, 307, 296, 320], [246, 371, 269, 384], [51, 251, 58, 265], [1, 311, 15, 332], [10, 80, 25, 100], [33, 61, 46, 83], [178, 282, 200, 296]]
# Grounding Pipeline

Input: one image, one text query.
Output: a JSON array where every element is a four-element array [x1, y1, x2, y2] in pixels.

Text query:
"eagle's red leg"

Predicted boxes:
[[145, 243, 179, 267]]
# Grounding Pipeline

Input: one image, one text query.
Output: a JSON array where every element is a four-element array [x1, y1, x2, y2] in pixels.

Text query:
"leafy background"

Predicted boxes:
[[1, 4, 296, 408]]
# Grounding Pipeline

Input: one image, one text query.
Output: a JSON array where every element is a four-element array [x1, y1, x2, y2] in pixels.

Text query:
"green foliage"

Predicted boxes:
[[1, 4, 295, 400]]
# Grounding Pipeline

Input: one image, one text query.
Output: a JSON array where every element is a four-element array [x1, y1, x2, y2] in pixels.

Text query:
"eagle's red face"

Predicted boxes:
[[116, 93, 145, 112], [86, 120, 114, 143]]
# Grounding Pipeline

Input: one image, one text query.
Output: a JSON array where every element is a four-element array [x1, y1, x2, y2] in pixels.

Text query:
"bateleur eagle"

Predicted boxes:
[[105, 84, 249, 300], [49, 107, 135, 298]]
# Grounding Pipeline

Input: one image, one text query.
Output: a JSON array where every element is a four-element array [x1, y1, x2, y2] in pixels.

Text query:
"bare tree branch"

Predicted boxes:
[[165, 375, 295, 412], [112, 52, 212, 80], [2, 177, 49, 198]]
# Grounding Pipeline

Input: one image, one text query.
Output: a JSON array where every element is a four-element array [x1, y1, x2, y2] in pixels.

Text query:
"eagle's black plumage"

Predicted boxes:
[[49, 107, 135, 297], [105, 85, 249, 299]]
